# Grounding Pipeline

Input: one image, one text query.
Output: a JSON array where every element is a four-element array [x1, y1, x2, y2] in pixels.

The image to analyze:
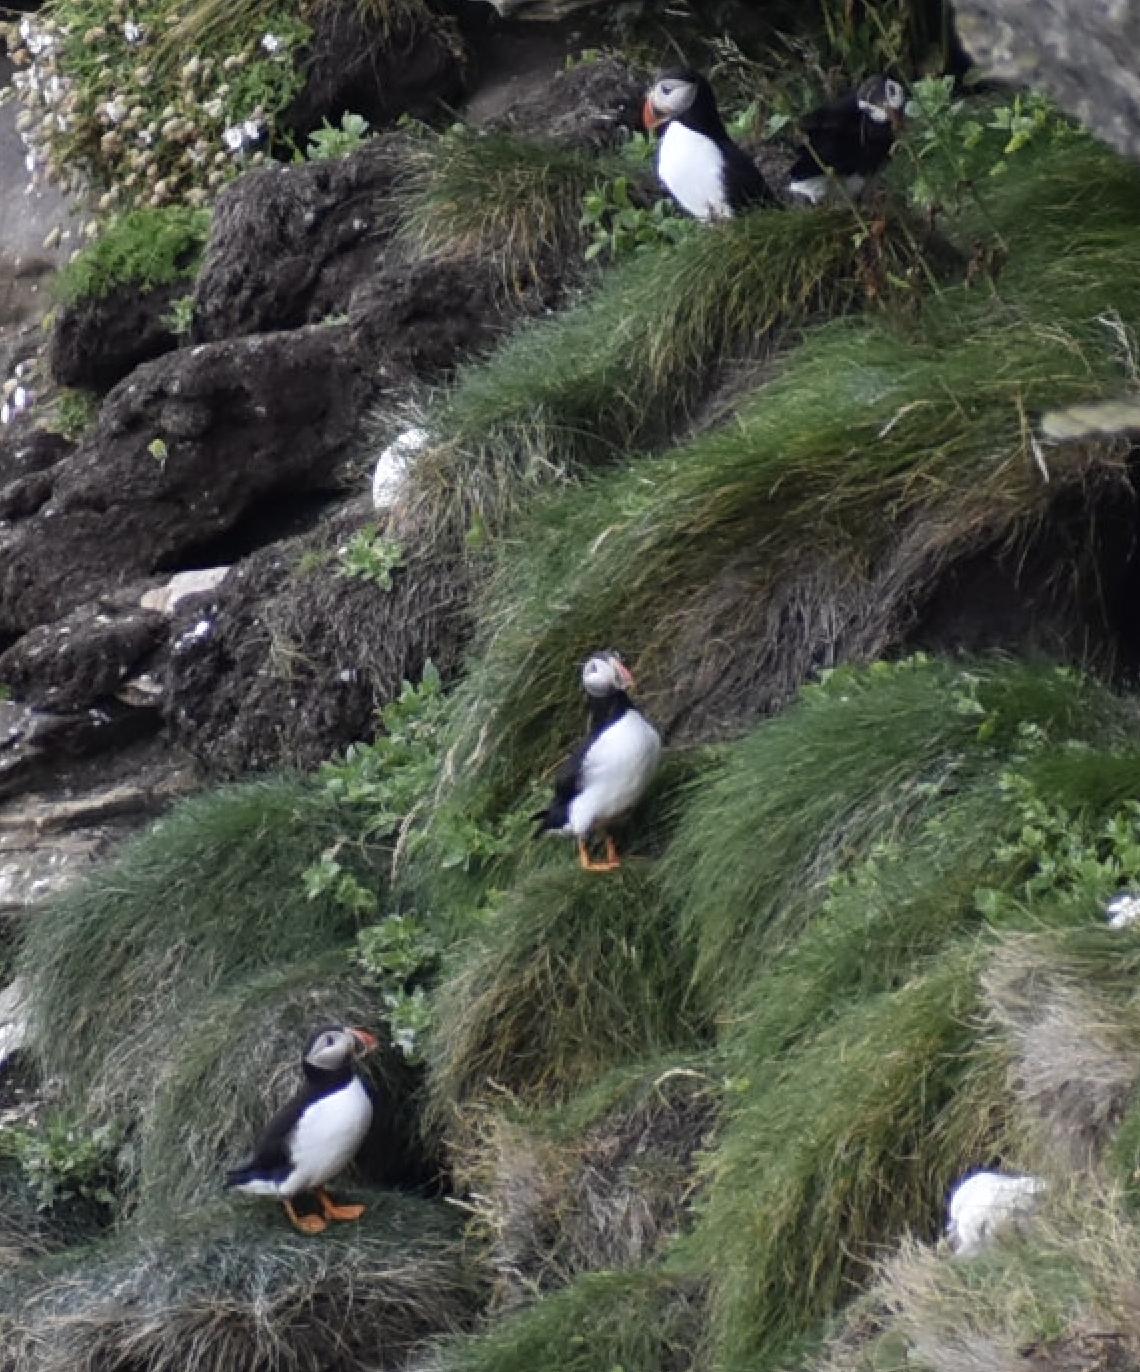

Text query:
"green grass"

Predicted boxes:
[[400, 130, 622, 284], [55, 207, 211, 304], [19, 777, 390, 1204], [435, 1270, 708, 1372], [427, 862, 706, 1114], [407, 204, 927, 539], [1, 1193, 480, 1372]]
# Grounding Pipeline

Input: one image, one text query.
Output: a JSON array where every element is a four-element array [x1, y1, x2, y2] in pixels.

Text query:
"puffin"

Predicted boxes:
[[788, 74, 906, 204], [225, 1024, 379, 1234], [535, 650, 662, 873], [642, 68, 776, 221]]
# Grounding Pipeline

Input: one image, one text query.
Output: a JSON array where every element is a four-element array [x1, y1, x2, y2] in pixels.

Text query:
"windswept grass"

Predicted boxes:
[[400, 131, 621, 284], [428, 863, 705, 1115], [2, 1193, 480, 1372], [408, 205, 926, 538], [694, 949, 1010, 1372], [18, 777, 391, 1207], [434, 1270, 708, 1372]]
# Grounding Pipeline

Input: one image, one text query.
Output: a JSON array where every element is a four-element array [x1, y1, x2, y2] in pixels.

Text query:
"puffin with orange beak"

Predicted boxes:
[[226, 1024, 379, 1234], [535, 650, 662, 873], [788, 75, 907, 204], [642, 67, 775, 221]]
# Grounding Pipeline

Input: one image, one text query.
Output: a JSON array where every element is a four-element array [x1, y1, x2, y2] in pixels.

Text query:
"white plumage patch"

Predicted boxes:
[[657, 121, 731, 221], [946, 1171, 1046, 1257], [372, 426, 429, 511], [789, 173, 865, 205], [231, 1076, 373, 1199], [565, 710, 662, 838]]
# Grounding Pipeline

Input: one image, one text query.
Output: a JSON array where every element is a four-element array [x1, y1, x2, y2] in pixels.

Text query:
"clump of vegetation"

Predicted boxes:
[[54, 206, 210, 305], [306, 111, 371, 160], [46, 386, 99, 439], [337, 526, 406, 590], [7, 3, 308, 206], [579, 176, 691, 263], [0, 1114, 120, 1215], [401, 130, 624, 282]]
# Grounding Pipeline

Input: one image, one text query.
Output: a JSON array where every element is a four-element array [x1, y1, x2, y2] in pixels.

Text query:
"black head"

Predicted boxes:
[[643, 67, 726, 139], [581, 649, 636, 699], [302, 1024, 379, 1077], [856, 74, 907, 129]]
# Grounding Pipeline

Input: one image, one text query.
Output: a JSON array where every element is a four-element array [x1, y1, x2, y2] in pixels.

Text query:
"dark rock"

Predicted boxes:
[[487, 54, 646, 150], [165, 501, 470, 775], [49, 281, 181, 392], [0, 470, 52, 519], [193, 139, 404, 343], [350, 252, 521, 379], [0, 426, 70, 484], [0, 325, 373, 637], [0, 698, 163, 800], [0, 596, 164, 711], [281, 5, 465, 141], [953, 0, 1140, 163]]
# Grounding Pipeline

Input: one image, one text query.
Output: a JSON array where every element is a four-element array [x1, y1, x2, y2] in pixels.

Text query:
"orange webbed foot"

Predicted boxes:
[[316, 1187, 366, 1222], [284, 1199, 328, 1234]]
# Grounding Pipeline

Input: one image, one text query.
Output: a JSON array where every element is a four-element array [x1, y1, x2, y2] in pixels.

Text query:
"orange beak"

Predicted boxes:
[[642, 96, 663, 132], [615, 660, 636, 692], [349, 1027, 379, 1056], [889, 107, 906, 133]]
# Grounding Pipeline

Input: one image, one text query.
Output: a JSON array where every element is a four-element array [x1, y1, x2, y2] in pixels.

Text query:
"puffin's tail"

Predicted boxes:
[[532, 801, 569, 837], [224, 1163, 256, 1190]]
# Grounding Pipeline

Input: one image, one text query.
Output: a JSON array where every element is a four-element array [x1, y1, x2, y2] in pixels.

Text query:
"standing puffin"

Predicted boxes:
[[535, 650, 662, 873], [642, 68, 776, 221], [788, 75, 907, 204], [226, 1024, 378, 1234]]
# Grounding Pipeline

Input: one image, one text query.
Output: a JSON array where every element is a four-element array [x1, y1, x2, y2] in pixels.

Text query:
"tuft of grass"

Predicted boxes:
[[400, 130, 621, 285], [2, 1193, 481, 1372], [19, 777, 390, 1204], [434, 1269, 708, 1372], [427, 863, 706, 1114], [55, 207, 211, 305], [694, 948, 1011, 1372], [408, 206, 925, 540]]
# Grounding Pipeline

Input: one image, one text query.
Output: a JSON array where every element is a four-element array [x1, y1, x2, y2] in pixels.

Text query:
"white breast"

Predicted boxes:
[[568, 709, 662, 837], [281, 1076, 373, 1197], [657, 122, 731, 221], [946, 1171, 1045, 1257]]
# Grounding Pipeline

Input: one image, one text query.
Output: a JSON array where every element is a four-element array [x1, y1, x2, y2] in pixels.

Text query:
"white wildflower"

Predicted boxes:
[[259, 31, 284, 54]]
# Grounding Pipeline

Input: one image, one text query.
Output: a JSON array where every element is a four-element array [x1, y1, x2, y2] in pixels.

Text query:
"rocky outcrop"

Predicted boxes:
[[487, 53, 645, 149], [165, 501, 470, 775], [0, 324, 372, 637], [193, 139, 406, 342], [282, 4, 465, 140], [953, 0, 1140, 162], [49, 281, 182, 392]]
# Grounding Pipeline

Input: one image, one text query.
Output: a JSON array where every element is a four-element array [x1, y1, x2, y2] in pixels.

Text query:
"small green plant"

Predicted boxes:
[[165, 293, 195, 337], [580, 177, 691, 263], [55, 208, 211, 307], [355, 914, 439, 1060], [306, 111, 371, 161], [337, 527, 405, 590], [1, 1115, 120, 1213], [147, 436, 168, 470], [900, 76, 1084, 212], [49, 387, 99, 440]]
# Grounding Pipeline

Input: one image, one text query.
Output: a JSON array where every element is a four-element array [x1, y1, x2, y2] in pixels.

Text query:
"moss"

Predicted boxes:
[[55, 207, 211, 305]]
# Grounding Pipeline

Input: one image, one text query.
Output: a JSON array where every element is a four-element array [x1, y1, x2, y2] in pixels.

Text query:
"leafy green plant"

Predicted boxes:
[[48, 387, 99, 440], [356, 914, 439, 1059], [1, 1116, 120, 1213], [165, 293, 195, 336], [337, 527, 405, 590], [306, 111, 371, 161], [900, 76, 1085, 213], [580, 177, 691, 263], [55, 207, 210, 306]]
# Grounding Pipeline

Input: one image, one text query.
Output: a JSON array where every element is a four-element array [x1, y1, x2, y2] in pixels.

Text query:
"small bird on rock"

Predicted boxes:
[[535, 650, 662, 872], [642, 67, 775, 221], [788, 74, 906, 204], [225, 1024, 378, 1234]]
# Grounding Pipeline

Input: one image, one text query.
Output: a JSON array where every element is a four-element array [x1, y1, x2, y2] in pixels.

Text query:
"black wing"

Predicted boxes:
[[225, 1088, 309, 1186], [722, 141, 777, 211], [791, 93, 892, 180], [533, 741, 588, 834]]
